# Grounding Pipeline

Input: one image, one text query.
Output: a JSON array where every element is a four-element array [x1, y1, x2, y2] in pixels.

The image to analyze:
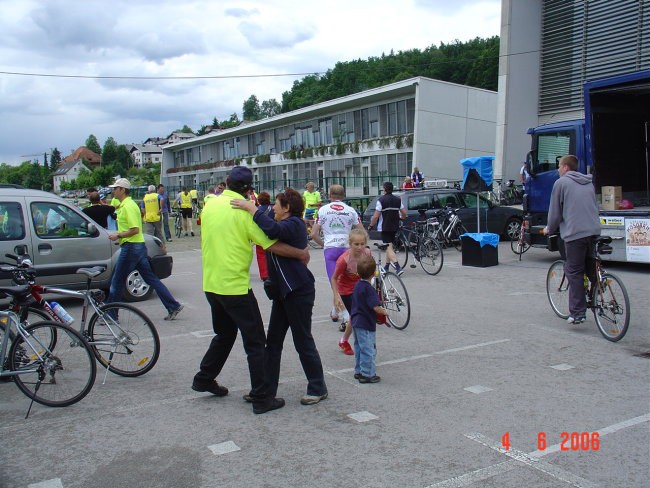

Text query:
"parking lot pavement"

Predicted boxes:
[[1, 242, 648, 487]]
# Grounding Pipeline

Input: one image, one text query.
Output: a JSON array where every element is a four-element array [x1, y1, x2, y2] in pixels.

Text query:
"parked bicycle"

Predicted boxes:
[[546, 235, 630, 341], [372, 243, 411, 330], [392, 216, 444, 275], [171, 210, 183, 238], [430, 206, 468, 251], [510, 213, 531, 260], [0, 310, 96, 416], [0, 253, 160, 380], [500, 179, 524, 206]]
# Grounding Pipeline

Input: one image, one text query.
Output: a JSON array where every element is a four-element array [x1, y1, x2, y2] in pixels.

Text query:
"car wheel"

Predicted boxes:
[[504, 216, 522, 241], [123, 270, 153, 302]]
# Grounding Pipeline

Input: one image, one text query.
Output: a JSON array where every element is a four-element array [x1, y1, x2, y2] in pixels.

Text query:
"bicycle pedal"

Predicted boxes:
[[410, 264, 416, 268]]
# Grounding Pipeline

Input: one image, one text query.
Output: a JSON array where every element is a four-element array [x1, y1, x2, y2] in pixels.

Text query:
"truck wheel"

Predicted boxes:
[[123, 270, 153, 302], [504, 217, 522, 241]]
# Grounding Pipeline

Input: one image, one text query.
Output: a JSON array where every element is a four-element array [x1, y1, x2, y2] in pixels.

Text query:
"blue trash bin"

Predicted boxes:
[[461, 232, 499, 267]]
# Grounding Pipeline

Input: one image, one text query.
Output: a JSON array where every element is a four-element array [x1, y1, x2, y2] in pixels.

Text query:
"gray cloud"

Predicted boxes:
[[225, 8, 260, 18], [239, 21, 316, 49]]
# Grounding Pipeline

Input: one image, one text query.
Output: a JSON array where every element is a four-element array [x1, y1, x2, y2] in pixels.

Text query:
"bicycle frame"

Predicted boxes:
[[0, 311, 48, 378]]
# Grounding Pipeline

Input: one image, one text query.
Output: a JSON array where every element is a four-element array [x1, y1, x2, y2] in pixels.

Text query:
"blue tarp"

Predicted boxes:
[[460, 156, 494, 189], [461, 232, 499, 248]]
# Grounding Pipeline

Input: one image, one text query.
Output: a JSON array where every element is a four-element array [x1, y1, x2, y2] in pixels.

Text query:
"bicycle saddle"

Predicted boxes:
[[76, 266, 107, 278], [374, 243, 389, 251], [0, 284, 30, 296]]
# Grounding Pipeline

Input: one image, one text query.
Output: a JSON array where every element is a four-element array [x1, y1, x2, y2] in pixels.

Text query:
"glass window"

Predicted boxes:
[[460, 193, 489, 209], [407, 194, 433, 211], [0, 202, 25, 241], [30, 202, 95, 239], [535, 132, 573, 173]]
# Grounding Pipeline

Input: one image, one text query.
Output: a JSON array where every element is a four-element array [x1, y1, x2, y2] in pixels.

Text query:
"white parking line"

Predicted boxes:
[[28, 479, 64, 488], [207, 440, 241, 455]]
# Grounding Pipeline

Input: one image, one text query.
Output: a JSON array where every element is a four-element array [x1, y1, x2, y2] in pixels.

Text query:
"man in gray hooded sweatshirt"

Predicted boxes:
[[543, 155, 601, 324]]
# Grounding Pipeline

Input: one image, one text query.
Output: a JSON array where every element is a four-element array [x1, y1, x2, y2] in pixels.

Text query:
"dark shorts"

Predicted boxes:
[[181, 208, 193, 219], [381, 231, 397, 244]]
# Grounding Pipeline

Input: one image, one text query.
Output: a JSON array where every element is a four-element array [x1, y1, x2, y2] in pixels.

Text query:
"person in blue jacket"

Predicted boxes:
[[231, 188, 328, 406]]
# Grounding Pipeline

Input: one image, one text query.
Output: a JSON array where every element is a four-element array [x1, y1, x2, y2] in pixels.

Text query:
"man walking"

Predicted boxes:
[[192, 166, 309, 414], [369, 181, 407, 275], [543, 155, 600, 324], [140, 185, 164, 242], [311, 184, 363, 322], [157, 184, 173, 242], [107, 178, 183, 320]]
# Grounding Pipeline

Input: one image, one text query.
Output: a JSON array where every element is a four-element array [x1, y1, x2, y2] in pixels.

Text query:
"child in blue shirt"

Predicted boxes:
[[351, 255, 388, 383]]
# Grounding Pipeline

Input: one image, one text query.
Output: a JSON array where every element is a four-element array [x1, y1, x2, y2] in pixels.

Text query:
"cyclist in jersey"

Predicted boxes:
[[177, 186, 195, 236], [302, 182, 322, 222], [369, 181, 407, 275], [190, 188, 199, 213], [311, 184, 363, 322]]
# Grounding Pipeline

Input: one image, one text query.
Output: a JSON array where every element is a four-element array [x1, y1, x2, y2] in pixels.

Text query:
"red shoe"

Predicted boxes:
[[338, 341, 353, 355]]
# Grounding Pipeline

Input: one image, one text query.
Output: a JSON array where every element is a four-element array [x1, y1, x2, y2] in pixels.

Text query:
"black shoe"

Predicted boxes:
[[353, 373, 361, 380], [192, 380, 229, 396], [253, 397, 285, 414], [191, 231, 195, 237], [358, 375, 381, 383]]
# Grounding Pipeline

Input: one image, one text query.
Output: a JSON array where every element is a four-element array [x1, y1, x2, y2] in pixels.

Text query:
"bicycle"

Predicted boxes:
[[372, 243, 411, 330], [0, 252, 160, 380], [393, 218, 444, 275], [171, 210, 183, 238], [510, 213, 531, 260], [0, 310, 96, 416], [431, 206, 468, 251], [546, 235, 630, 342], [305, 219, 323, 249], [500, 179, 523, 205]]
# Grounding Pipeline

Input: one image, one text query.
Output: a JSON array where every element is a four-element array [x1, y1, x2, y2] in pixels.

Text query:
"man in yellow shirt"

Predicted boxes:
[[107, 178, 183, 320], [191, 166, 309, 414], [177, 187, 194, 236], [189, 187, 199, 215], [302, 181, 321, 222], [140, 185, 164, 242]]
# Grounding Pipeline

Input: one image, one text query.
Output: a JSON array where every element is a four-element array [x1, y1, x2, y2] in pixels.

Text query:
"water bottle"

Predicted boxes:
[[50, 301, 74, 325]]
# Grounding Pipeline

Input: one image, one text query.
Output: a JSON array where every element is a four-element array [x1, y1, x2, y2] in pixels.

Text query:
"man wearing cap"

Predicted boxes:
[[107, 178, 184, 320], [140, 185, 164, 242], [192, 166, 309, 414]]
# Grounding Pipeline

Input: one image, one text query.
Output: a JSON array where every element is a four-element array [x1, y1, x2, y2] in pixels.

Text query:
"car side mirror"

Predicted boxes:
[[87, 223, 100, 237]]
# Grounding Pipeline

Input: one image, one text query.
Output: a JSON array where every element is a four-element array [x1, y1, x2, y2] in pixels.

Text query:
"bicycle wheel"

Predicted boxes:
[[451, 224, 468, 251], [9, 321, 96, 407], [593, 273, 630, 342], [381, 271, 410, 330], [0, 316, 17, 380], [510, 231, 531, 258], [87, 302, 160, 376], [174, 216, 182, 238], [418, 237, 444, 276], [393, 235, 409, 269], [546, 260, 569, 319]]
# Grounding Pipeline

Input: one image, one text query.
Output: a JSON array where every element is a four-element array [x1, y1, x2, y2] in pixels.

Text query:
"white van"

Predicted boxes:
[[0, 186, 172, 301]]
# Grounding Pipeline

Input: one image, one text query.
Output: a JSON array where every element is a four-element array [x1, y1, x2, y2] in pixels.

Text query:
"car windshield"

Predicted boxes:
[[461, 193, 491, 209]]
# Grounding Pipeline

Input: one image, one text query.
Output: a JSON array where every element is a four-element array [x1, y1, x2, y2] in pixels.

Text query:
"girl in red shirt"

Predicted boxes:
[[331, 228, 372, 355]]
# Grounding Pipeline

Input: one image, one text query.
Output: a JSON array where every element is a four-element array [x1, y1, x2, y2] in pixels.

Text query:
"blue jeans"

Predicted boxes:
[[107, 242, 180, 313], [161, 212, 172, 240], [353, 327, 376, 377]]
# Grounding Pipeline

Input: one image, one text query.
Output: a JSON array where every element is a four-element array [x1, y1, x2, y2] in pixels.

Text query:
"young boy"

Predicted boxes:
[[351, 255, 388, 383]]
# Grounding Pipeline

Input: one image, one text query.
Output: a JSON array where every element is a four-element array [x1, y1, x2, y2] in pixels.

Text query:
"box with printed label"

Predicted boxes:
[[601, 186, 622, 210]]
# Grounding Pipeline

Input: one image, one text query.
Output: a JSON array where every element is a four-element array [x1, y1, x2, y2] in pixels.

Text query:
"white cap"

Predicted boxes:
[[109, 178, 132, 189]]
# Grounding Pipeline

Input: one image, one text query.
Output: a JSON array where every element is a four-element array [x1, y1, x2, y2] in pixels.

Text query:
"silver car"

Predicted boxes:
[[0, 186, 172, 301]]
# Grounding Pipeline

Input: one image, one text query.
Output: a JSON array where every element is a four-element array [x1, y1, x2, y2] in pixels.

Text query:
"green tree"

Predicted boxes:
[[243, 95, 261, 120], [51, 147, 62, 167], [85, 134, 102, 155], [178, 125, 194, 134], [261, 99, 281, 118]]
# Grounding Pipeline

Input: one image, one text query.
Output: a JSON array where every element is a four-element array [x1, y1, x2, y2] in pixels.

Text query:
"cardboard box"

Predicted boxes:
[[601, 186, 622, 210]]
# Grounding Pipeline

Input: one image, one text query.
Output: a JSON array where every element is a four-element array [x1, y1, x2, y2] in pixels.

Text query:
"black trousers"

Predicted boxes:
[[194, 290, 268, 399], [265, 286, 327, 397]]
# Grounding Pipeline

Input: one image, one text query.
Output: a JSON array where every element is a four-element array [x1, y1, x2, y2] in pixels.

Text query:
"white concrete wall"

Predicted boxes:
[[415, 78, 497, 181], [495, 0, 542, 182]]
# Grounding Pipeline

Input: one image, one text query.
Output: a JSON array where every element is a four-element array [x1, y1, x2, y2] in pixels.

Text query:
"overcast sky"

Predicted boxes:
[[0, 0, 500, 165]]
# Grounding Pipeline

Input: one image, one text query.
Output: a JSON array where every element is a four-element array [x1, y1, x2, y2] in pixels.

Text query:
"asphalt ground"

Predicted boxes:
[[0, 232, 648, 488]]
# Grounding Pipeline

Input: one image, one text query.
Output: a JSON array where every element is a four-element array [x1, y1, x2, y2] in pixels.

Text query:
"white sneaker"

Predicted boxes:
[[567, 316, 585, 324]]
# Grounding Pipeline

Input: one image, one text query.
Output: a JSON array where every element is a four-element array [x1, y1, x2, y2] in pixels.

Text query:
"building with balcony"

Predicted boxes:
[[161, 76, 497, 196]]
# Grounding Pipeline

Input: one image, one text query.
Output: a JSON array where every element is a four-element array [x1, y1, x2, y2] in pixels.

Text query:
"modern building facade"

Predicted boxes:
[[496, 0, 650, 180], [161, 76, 497, 196]]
